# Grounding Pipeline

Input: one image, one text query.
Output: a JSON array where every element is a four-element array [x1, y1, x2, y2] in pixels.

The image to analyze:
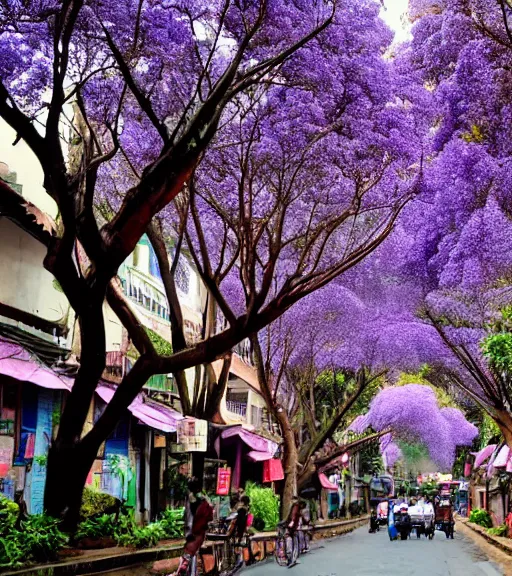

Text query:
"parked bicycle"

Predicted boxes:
[[274, 521, 299, 567]]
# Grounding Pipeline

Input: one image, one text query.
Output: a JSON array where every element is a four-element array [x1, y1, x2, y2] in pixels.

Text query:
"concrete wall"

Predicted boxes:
[[0, 218, 69, 324], [0, 120, 58, 217], [30, 389, 53, 514]]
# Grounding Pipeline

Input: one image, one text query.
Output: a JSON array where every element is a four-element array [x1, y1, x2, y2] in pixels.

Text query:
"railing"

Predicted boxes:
[[226, 400, 247, 418], [235, 340, 254, 365], [144, 374, 178, 394]]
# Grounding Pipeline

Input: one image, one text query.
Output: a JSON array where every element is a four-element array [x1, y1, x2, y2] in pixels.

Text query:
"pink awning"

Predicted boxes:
[[95, 385, 183, 433], [318, 473, 338, 491], [494, 445, 510, 468], [247, 450, 274, 462], [473, 444, 497, 469], [0, 340, 71, 390], [221, 426, 278, 456]]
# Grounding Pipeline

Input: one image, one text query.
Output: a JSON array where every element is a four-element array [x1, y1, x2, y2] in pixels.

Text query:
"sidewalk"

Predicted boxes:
[[456, 517, 512, 574], [2, 516, 369, 576]]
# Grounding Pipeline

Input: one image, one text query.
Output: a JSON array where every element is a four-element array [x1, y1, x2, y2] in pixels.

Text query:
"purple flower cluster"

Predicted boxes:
[[354, 385, 477, 470]]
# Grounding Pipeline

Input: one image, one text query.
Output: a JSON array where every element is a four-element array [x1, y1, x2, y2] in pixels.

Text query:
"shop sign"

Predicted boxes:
[[154, 434, 166, 448], [176, 418, 207, 452], [216, 467, 231, 495]]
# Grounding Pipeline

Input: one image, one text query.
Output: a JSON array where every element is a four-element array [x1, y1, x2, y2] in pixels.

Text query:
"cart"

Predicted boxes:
[[409, 505, 435, 539], [376, 500, 388, 526], [393, 506, 412, 540], [435, 500, 454, 539]]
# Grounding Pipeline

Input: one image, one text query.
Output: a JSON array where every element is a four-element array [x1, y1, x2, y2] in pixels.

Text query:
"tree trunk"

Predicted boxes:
[[44, 441, 97, 530], [279, 409, 298, 520], [495, 409, 512, 451], [44, 300, 106, 528]]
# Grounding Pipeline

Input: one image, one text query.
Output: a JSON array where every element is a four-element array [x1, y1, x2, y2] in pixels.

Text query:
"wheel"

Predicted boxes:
[[288, 534, 299, 566], [275, 538, 288, 567]]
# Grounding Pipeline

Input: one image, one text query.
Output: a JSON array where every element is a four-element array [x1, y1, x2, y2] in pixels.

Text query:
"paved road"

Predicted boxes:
[[242, 526, 504, 576]]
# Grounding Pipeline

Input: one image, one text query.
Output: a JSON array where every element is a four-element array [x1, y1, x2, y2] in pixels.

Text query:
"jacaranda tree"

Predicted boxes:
[[0, 0, 422, 526]]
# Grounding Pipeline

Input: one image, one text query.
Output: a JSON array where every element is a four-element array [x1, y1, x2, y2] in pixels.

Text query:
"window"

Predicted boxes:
[[175, 260, 190, 294], [0, 382, 17, 436], [251, 406, 262, 429]]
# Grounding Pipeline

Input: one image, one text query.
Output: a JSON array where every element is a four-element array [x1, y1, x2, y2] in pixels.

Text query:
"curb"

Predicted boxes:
[[1, 543, 184, 576], [457, 518, 512, 557]]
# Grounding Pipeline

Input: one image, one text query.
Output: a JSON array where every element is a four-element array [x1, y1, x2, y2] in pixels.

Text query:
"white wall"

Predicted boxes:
[[0, 120, 58, 218], [0, 218, 69, 323]]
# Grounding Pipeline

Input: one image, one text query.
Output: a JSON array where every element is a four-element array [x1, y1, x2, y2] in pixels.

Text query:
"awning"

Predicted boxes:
[[247, 450, 274, 462], [493, 445, 510, 468], [221, 426, 278, 456], [473, 444, 497, 469], [96, 384, 183, 433], [0, 340, 71, 391], [318, 473, 338, 491]]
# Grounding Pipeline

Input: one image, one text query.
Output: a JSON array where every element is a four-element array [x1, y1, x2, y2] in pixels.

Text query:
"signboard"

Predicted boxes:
[[0, 437, 14, 478], [154, 434, 166, 448], [176, 418, 207, 452], [216, 467, 231, 495]]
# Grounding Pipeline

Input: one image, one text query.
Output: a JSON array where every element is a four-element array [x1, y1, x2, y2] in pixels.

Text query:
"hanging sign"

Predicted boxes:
[[216, 467, 231, 495], [154, 434, 166, 448], [0, 437, 14, 478], [176, 418, 207, 452]]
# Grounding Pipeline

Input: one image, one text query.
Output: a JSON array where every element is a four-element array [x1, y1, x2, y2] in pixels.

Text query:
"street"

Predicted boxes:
[[242, 526, 504, 576]]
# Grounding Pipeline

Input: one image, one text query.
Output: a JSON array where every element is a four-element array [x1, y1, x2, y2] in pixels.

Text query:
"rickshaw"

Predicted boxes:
[[435, 498, 454, 539], [393, 504, 412, 540], [409, 504, 434, 539], [376, 500, 388, 526]]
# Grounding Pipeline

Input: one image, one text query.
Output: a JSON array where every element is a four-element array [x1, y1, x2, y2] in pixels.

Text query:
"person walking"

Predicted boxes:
[[173, 477, 213, 576]]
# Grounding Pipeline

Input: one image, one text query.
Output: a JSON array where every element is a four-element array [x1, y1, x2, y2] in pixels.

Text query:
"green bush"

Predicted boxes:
[[80, 487, 118, 519], [75, 514, 116, 540], [245, 482, 279, 531], [0, 513, 68, 568], [469, 509, 493, 529], [117, 522, 166, 548], [0, 495, 19, 534], [488, 524, 508, 537], [158, 507, 185, 539]]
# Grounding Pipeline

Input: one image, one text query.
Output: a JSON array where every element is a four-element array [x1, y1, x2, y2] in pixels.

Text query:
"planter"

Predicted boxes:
[[75, 536, 117, 550]]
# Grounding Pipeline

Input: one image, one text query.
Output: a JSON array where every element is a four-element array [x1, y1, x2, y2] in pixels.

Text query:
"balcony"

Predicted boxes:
[[121, 266, 171, 322], [234, 339, 254, 365], [225, 400, 247, 419], [144, 374, 178, 394]]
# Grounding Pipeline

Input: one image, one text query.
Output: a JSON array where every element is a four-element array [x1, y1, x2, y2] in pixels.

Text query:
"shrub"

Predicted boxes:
[[20, 514, 69, 562], [245, 482, 279, 531], [158, 507, 185, 539], [0, 513, 68, 568], [75, 514, 116, 540], [469, 509, 493, 529], [488, 524, 508, 537], [117, 522, 166, 548], [0, 495, 19, 534], [80, 488, 119, 519]]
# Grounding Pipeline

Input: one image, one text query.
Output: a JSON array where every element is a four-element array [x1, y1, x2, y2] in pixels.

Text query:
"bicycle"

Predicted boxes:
[[274, 522, 299, 567], [297, 526, 311, 553]]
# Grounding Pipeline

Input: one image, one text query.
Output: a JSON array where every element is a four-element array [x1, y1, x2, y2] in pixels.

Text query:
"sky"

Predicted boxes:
[[381, 0, 412, 43]]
